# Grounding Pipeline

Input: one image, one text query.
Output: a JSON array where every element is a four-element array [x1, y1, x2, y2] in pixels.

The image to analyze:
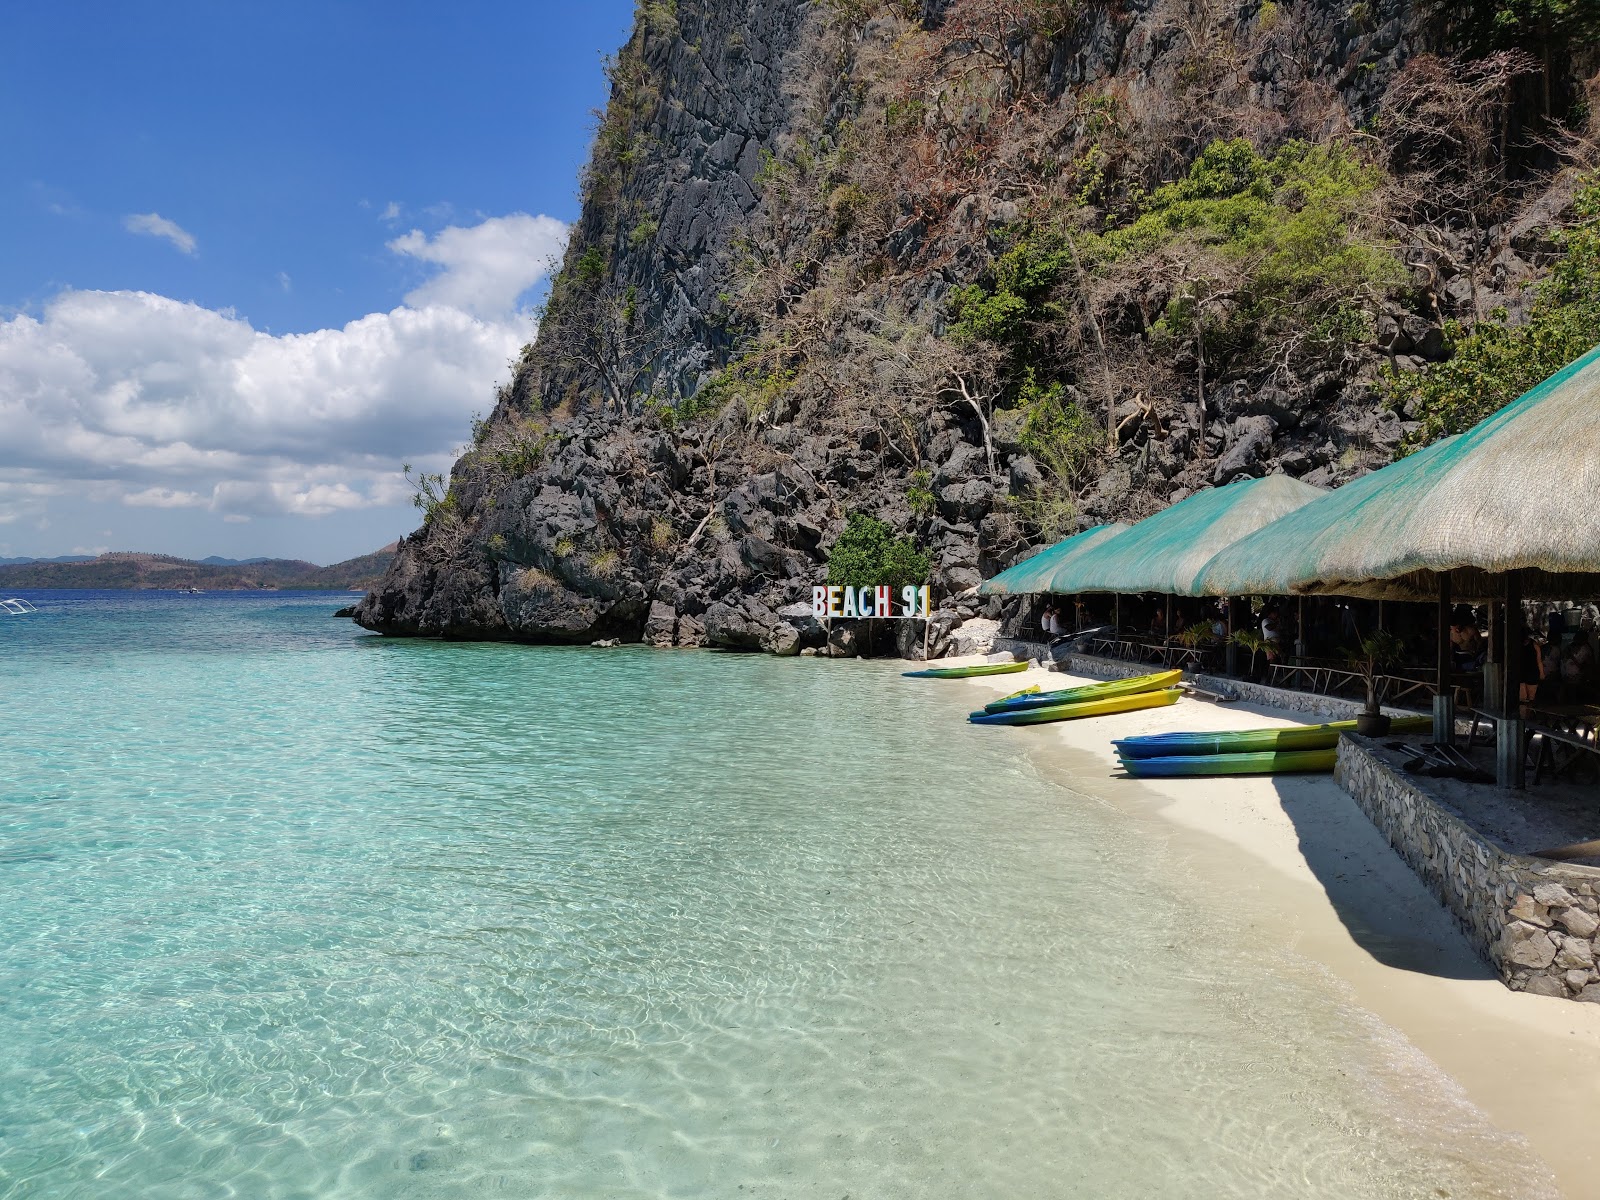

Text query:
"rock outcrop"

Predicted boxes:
[[356, 0, 1593, 653]]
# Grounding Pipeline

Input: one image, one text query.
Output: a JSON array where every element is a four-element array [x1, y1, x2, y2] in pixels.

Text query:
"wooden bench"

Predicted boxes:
[[1531, 725, 1600, 785]]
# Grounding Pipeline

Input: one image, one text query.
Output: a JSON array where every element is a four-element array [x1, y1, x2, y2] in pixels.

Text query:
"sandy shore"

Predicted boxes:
[[961, 661, 1600, 1199]]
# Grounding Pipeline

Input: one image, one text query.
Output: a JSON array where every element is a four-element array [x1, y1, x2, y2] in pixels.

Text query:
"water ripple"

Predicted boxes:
[[0, 591, 1553, 1198]]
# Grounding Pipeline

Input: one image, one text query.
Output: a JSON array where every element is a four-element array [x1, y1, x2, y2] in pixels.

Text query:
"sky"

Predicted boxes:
[[0, 1, 636, 564]]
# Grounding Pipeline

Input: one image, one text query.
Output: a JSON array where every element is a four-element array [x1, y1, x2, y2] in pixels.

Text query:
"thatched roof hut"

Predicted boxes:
[[1045, 474, 1328, 596], [1195, 343, 1600, 601], [977, 523, 1128, 595]]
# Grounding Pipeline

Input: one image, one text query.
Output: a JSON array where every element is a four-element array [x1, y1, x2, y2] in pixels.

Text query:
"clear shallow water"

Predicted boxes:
[[0, 592, 1550, 1198]]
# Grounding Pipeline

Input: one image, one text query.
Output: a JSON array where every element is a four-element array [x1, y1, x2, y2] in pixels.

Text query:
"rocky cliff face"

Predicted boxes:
[[357, 0, 1595, 654]]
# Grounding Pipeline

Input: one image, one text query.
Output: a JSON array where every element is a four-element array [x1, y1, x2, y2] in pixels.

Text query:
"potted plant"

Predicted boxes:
[[1344, 629, 1407, 735]]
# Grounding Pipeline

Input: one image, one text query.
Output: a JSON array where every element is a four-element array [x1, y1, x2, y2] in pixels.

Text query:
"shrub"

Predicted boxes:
[[1385, 172, 1600, 447], [826, 513, 931, 590]]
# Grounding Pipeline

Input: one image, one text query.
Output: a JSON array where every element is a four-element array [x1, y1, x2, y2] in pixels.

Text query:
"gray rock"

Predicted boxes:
[[1212, 415, 1275, 484], [1522, 973, 1567, 998], [1501, 922, 1558, 969], [675, 612, 707, 648], [764, 623, 801, 656], [1565, 969, 1593, 993], [590, 637, 622, 648], [948, 618, 1000, 656], [827, 623, 859, 657], [1555, 936, 1595, 970], [1555, 906, 1600, 939], [1508, 893, 1552, 927], [1534, 883, 1579, 908], [645, 600, 678, 647], [1008, 455, 1044, 498]]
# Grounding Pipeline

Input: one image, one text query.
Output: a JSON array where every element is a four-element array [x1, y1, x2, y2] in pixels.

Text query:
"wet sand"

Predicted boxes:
[[963, 662, 1600, 1199]]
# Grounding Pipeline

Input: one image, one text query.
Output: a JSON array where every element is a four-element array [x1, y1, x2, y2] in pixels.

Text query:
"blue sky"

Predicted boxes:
[[0, 1, 636, 563]]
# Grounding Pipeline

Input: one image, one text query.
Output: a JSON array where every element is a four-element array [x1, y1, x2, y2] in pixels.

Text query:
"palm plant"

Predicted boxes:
[[1343, 629, 1408, 716], [1231, 628, 1270, 679]]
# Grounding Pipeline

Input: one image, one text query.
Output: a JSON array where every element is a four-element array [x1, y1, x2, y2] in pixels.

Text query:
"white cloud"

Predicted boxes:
[[389, 213, 567, 317], [0, 213, 567, 527], [123, 212, 198, 256], [123, 487, 207, 508], [380, 201, 402, 221], [277, 271, 292, 292]]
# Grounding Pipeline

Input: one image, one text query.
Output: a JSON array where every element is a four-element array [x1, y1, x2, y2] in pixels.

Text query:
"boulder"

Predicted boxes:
[[1212, 415, 1275, 484], [645, 600, 678, 647], [1555, 906, 1600, 939], [764, 623, 802, 656], [827, 623, 860, 657], [1501, 921, 1559, 969], [675, 612, 708, 648], [947, 617, 1000, 656], [704, 601, 769, 651]]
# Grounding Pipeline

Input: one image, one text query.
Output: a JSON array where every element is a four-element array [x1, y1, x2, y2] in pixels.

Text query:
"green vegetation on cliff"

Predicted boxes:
[[1386, 172, 1600, 447]]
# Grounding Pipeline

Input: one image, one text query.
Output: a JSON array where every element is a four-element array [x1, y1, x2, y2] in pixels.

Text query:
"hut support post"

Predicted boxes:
[[1483, 601, 1501, 711], [1496, 573, 1525, 789], [1295, 596, 1305, 659], [1114, 593, 1122, 635], [1225, 598, 1238, 676], [1164, 594, 1173, 662], [1434, 574, 1454, 746]]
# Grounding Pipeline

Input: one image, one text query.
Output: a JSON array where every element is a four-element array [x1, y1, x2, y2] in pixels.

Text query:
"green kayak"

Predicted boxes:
[[903, 660, 1029, 679], [984, 669, 1182, 714], [970, 687, 1181, 726], [1113, 714, 1431, 759], [1119, 748, 1338, 777]]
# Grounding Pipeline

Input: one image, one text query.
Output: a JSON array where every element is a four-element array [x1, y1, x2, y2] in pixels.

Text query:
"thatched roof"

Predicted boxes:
[[1044, 474, 1328, 596], [1194, 342, 1600, 601], [978, 523, 1127, 595]]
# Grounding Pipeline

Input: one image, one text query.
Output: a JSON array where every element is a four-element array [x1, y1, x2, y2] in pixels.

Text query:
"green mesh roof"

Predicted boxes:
[[1193, 340, 1600, 601], [1044, 474, 1328, 596], [978, 523, 1128, 595]]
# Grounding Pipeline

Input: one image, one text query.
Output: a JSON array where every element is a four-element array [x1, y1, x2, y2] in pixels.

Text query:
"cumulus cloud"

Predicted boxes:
[[123, 212, 198, 255], [389, 213, 567, 317], [1, 213, 567, 526]]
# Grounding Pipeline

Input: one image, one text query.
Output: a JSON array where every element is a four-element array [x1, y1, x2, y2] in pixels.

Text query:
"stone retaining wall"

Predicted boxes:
[[1336, 739, 1600, 1002]]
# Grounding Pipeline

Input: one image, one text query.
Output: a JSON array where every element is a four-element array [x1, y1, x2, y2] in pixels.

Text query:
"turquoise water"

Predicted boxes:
[[0, 593, 1548, 1198]]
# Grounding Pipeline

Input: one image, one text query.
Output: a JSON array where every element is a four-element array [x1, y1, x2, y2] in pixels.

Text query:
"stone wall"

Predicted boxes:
[[1336, 739, 1600, 1002]]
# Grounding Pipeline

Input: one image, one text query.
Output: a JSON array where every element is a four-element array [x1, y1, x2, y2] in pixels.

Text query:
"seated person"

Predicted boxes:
[[1563, 629, 1596, 701], [1449, 609, 1485, 671], [1260, 606, 1282, 661]]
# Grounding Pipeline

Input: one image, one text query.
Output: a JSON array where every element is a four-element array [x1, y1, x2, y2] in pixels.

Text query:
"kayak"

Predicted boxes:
[[996, 684, 1043, 702], [1112, 714, 1432, 759], [984, 669, 1182, 714], [904, 660, 1028, 679], [1118, 748, 1338, 777], [970, 688, 1181, 726]]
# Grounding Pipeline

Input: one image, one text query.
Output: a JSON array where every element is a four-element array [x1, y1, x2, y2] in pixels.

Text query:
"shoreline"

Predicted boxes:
[[962, 662, 1600, 1199]]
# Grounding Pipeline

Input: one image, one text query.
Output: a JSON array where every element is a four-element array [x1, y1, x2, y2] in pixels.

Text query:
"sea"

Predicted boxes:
[[0, 591, 1554, 1198]]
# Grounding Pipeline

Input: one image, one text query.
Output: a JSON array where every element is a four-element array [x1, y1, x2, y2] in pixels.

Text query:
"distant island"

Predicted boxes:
[[0, 545, 394, 591]]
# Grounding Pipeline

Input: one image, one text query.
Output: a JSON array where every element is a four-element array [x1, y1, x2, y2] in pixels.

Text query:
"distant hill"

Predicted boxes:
[[0, 555, 96, 566], [0, 545, 396, 591]]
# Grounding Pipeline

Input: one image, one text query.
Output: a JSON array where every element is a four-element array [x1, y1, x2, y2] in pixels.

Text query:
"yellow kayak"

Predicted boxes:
[[970, 687, 1182, 726]]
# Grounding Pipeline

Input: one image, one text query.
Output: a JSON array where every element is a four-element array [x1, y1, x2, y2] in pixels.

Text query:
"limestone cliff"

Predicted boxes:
[[357, 0, 1598, 653]]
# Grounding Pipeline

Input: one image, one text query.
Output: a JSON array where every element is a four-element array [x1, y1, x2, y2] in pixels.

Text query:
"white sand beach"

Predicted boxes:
[[964, 662, 1600, 1199]]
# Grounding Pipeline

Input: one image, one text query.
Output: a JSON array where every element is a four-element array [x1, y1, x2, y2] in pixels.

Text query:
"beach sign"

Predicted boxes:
[[812, 584, 930, 620]]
